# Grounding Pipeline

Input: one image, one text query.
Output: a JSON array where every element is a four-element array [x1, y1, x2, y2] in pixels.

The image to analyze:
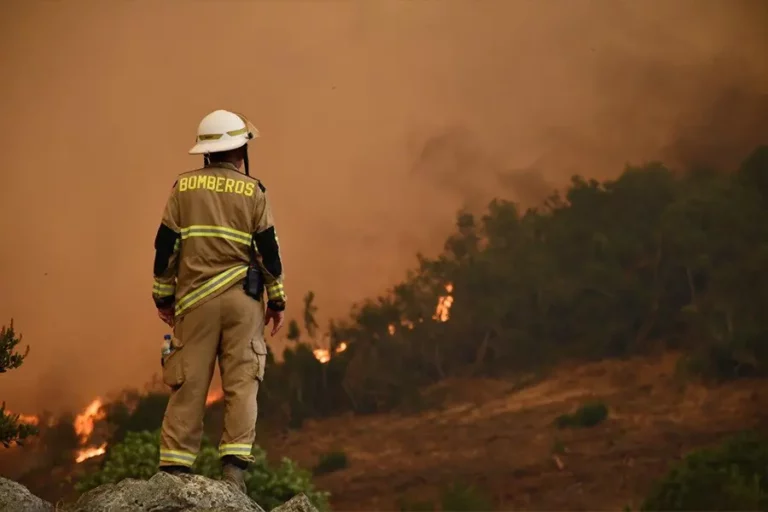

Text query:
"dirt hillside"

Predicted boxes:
[[264, 353, 768, 510]]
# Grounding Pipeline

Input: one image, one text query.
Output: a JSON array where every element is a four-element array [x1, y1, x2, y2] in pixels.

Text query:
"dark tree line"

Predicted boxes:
[[258, 145, 768, 426]]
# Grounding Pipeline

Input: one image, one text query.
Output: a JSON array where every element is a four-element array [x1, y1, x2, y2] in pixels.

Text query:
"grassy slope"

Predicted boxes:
[[263, 353, 768, 511]]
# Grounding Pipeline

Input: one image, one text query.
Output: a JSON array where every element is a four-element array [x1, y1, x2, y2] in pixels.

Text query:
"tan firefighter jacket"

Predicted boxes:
[[151, 162, 286, 317]]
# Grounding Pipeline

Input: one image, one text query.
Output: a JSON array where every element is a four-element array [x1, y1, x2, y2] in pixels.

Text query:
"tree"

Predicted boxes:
[[286, 320, 301, 342], [302, 291, 319, 340], [0, 320, 38, 447]]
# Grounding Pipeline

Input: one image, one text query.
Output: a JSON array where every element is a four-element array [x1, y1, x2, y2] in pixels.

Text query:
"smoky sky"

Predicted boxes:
[[0, 0, 766, 415]]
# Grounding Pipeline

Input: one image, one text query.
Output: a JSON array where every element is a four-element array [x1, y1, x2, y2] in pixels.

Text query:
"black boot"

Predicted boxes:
[[159, 465, 191, 476], [221, 455, 247, 494]]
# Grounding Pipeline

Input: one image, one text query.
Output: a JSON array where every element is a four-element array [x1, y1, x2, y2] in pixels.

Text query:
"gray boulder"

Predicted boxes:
[[271, 494, 318, 512], [68, 472, 319, 512], [0, 477, 54, 512]]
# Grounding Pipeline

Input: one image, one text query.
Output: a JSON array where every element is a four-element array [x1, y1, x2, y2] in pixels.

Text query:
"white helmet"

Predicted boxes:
[[188, 109, 260, 155]]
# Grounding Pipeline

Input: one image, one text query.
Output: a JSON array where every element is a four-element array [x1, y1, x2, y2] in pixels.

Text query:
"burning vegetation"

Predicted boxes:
[[73, 398, 107, 463], [312, 342, 348, 364], [4, 281, 460, 462], [433, 283, 454, 322], [311, 283, 454, 363]]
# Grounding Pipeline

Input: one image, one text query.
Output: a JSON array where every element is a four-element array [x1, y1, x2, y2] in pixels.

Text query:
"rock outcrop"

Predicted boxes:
[[68, 472, 319, 512], [0, 477, 54, 512], [1, 472, 319, 512], [271, 494, 318, 512]]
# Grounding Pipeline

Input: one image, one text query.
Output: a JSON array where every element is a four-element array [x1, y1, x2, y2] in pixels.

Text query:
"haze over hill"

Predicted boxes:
[[1, 0, 767, 415]]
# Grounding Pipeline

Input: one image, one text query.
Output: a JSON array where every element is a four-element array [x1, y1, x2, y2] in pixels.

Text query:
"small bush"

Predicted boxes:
[[397, 498, 436, 511], [642, 431, 768, 511], [313, 449, 348, 475], [396, 483, 494, 511], [555, 401, 608, 429], [75, 430, 330, 511], [440, 483, 494, 511]]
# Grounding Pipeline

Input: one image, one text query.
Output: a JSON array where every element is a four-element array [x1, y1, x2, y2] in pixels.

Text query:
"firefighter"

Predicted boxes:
[[151, 109, 286, 492]]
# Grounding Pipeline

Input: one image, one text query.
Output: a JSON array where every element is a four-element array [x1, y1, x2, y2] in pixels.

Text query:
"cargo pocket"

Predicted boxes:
[[162, 333, 186, 389], [250, 338, 268, 381]]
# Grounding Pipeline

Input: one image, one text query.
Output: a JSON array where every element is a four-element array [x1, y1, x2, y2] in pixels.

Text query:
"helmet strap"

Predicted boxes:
[[203, 154, 211, 167], [244, 146, 250, 177]]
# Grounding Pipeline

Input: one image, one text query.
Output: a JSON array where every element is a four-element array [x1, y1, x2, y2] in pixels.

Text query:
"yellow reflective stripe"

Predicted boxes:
[[175, 265, 248, 316], [220, 443, 252, 450], [219, 443, 253, 456], [153, 281, 175, 297], [159, 449, 196, 467], [197, 127, 247, 141], [226, 127, 248, 136], [266, 281, 285, 301], [180, 225, 251, 246]]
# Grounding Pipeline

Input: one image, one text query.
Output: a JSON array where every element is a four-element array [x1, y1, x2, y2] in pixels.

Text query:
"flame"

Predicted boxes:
[[206, 388, 224, 405], [313, 348, 331, 363], [17, 413, 39, 425], [74, 398, 105, 442], [433, 283, 454, 322], [390, 320, 415, 334], [312, 341, 348, 364], [76, 442, 107, 463], [72, 399, 108, 463], [6, 410, 39, 425]]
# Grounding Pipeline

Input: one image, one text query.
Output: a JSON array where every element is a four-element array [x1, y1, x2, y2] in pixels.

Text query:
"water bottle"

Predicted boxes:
[[161, 334, 172, 366]]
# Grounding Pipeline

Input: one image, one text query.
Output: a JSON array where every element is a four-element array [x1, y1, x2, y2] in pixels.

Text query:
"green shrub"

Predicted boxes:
[[396, 483, 494, 512], [642, 431, 768, 511], [555, 401, 608, 429], [397, 498, 435, 511], [313, 450, 348, 475], [440, 483, 494, 511], [75, 430, 330, 511]]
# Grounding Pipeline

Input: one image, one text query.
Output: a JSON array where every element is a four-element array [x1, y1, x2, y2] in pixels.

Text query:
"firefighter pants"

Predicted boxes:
[[159, 283, 267, 468]]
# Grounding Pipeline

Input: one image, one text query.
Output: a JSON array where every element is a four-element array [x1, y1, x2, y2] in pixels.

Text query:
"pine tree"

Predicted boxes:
[[0, 320, 38, 447]]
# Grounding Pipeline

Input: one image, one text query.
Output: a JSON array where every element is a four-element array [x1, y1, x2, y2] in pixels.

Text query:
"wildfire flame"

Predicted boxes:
[[74, 398, 105, 442], [73, 398, 107, 463], [72, 387, 224, 464], [206, 388, 224, 405], [368, 284, 457, 339], [312, 341, 348, 364], [10, 412, 39, 425], [75, 443, 107, 463], [433, 283, 454, 322]]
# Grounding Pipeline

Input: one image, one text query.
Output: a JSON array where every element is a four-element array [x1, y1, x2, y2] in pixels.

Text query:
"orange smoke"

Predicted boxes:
[[18, 414, 39, 425]]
